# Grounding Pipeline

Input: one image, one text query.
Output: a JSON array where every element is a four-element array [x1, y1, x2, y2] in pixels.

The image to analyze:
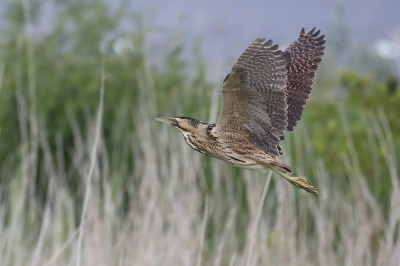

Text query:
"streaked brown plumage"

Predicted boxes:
[[153, 28, 325, 196]]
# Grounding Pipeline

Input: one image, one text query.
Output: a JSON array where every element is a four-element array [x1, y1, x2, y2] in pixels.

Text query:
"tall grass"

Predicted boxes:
[[0, 52, 399, 265], [0, 1, 400, 265]]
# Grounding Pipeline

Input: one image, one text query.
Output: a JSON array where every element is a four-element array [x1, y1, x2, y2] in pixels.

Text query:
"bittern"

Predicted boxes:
[[154, 28, 325, 196]]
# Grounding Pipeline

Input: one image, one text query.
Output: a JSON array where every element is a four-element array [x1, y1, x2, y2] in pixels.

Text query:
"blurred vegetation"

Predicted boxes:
[[0, 0, 211, 203], [303, 69, 400, 197], [1, 0, 398, 201], [0, 0, 400, 264]]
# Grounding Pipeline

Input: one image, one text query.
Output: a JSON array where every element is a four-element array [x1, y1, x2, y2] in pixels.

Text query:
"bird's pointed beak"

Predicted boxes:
[[152, 117, 176, 126]]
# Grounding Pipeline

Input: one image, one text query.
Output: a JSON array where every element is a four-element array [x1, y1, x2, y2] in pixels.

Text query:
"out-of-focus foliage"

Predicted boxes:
[[0, 0, 400, 264], [0, 0, 399, 205], [0, 0, 400, 265], [303, 69, 400, 198], [0, 0, 211, 198]]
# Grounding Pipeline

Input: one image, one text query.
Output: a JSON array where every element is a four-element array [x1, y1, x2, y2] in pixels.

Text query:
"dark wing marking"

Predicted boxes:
[[283, 27, 325, 132], [216, 38, 288, 156], [227, 156, 246, 163]]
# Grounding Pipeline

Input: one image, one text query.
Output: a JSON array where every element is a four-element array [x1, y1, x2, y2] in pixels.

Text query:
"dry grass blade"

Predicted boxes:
[[76, 60, 106, 266], [43, 228, 80, 266], [246, 171, 272, 266], [197, 196, 209, 266]]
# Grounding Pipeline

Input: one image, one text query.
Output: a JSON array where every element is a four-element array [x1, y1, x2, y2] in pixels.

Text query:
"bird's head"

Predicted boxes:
[[153, 117, 212, 153], [152, 117, 202, 133]]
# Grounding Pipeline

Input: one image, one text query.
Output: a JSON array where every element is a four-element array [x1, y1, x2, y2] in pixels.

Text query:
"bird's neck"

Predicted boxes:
[[180, 123, 218, 154]]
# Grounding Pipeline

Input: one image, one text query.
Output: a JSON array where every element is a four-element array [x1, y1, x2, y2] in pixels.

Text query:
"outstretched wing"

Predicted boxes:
[[283, 28, 325, 132], [216, 38, 288, 156]]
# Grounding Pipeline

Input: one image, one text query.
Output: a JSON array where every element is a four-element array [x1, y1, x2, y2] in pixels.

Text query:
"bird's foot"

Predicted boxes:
[[289, 177, 319, 197], [269, 166, 320, 197]]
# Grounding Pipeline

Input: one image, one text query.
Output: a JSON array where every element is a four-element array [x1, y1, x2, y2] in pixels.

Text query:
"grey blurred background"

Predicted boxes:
[[131, 0, 400, 74]]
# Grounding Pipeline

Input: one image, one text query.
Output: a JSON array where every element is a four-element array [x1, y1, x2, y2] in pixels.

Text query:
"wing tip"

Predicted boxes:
[[307, 27, 316, 35], [300, 28, 305, 37], [316, 35, 325, 41], [265, 39, 273, 47], [302, 28, 325, 40], [270, 44, 279, 51], [313, 58, 322, 63], [312, 30, 320, 37]]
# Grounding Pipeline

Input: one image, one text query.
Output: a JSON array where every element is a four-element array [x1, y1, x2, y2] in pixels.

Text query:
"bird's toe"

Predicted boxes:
[[291, 177, 319, 197]]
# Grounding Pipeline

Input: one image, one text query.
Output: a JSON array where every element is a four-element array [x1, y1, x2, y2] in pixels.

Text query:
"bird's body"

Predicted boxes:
[[174, 118, 278, 171], [154, 28, 325, 196]]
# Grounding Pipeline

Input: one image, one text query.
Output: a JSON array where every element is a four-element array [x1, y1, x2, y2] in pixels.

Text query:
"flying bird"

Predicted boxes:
[[153, 28, 325, 196]]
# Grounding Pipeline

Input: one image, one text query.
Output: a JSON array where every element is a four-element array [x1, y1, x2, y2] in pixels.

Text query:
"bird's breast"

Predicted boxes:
[[181, 131, 225, 159]]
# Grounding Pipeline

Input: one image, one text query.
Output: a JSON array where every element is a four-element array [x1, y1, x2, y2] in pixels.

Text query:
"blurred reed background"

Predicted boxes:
[[0, 0, 400, 265]]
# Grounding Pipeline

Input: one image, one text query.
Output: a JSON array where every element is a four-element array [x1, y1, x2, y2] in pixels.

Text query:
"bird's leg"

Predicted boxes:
[[270, 166, 320, 196]]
